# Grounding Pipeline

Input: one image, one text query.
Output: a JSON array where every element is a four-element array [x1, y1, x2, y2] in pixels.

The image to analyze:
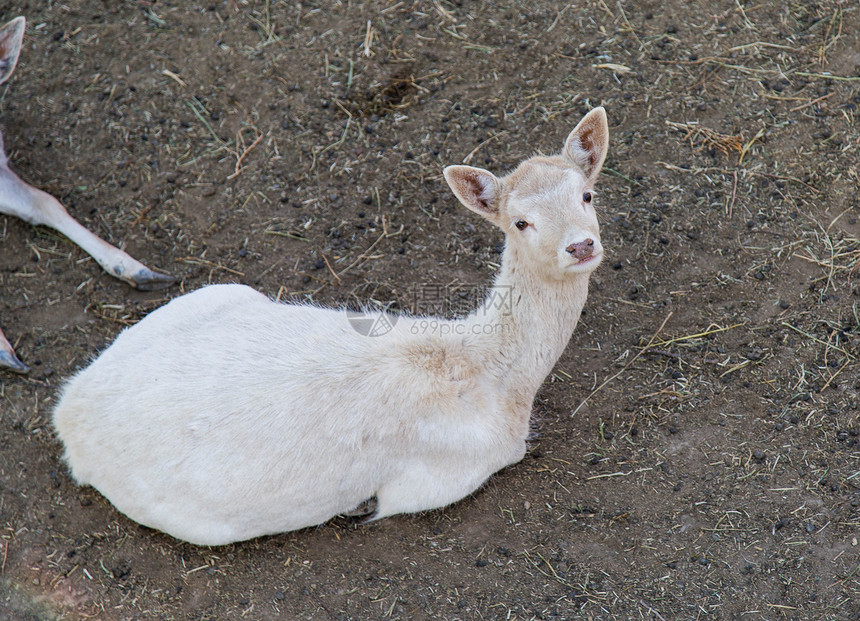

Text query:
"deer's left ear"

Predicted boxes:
[[563, 107, 609, 181]]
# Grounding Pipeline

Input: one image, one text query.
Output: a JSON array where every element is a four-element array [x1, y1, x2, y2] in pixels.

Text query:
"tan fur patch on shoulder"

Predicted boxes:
[[403, 340, 476, 382]]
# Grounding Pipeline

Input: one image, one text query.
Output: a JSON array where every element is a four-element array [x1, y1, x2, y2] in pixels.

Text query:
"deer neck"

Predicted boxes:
[[465, 245, 590, 402]]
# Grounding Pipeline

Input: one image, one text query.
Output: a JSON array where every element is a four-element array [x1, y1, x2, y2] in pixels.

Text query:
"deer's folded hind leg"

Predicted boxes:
[[0, 167, 175, 291], [0, 327, 29, 373]]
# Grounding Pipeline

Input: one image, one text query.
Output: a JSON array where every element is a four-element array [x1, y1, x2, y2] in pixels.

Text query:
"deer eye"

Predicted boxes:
[[515, 220, 528, 231], [583, 191, 592, 203]]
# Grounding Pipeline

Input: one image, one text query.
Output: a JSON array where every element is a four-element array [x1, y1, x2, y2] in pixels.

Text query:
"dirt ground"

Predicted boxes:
[[1, 1, 859, 619]]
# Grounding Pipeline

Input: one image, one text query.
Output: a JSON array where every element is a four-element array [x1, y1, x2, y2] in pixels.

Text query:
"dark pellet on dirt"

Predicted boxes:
[[275, 591, 285, 600], [753, 450, 765, 461], [475, 559, 488, 567], [668, 426, 678, 434]]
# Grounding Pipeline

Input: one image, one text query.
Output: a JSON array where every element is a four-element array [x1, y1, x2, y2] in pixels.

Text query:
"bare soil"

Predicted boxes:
[[1, 1, 859, 619]]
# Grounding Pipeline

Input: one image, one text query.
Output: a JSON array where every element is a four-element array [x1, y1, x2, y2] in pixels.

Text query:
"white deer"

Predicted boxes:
[[52, 107, 609, 545], [0, 16, 174, 373]]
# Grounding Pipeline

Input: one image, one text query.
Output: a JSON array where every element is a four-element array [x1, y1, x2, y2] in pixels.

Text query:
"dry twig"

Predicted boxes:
[[572, 313, 673, 417], [666, 121, 744, 158]]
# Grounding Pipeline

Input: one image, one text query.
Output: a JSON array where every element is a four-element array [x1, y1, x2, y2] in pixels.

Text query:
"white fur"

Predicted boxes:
[[52, 108, 610, 545], [0, 16, 173, 373]]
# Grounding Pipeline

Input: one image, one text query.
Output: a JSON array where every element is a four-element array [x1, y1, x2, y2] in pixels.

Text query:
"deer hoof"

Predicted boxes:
[[342, 496, 379, 518], [129, 269, 177, 292], [0, 349, 29, 374]]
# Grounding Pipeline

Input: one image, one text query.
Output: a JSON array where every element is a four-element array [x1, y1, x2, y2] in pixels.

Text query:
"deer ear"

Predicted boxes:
[[0, 17, 25, 86], [563, 106, 609, 181], [443, 165, 503, 223]]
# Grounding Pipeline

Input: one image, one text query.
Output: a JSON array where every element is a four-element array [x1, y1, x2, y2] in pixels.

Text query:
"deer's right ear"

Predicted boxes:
[[563, 106, 609, 181], [443, 165, 502, 224], [0, 17, 25, 86]]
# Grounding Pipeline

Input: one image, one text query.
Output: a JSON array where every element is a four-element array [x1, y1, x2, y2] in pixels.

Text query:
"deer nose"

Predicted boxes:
[[566, 239, 594, 259]]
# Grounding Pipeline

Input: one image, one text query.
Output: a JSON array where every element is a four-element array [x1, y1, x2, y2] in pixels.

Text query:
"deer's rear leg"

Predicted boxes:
[[0, 167, 175, 290]]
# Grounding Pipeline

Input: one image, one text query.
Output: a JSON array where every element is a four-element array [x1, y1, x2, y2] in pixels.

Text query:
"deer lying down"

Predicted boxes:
[[0, 16, 174, 373], [52, 107, 609, 546]]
